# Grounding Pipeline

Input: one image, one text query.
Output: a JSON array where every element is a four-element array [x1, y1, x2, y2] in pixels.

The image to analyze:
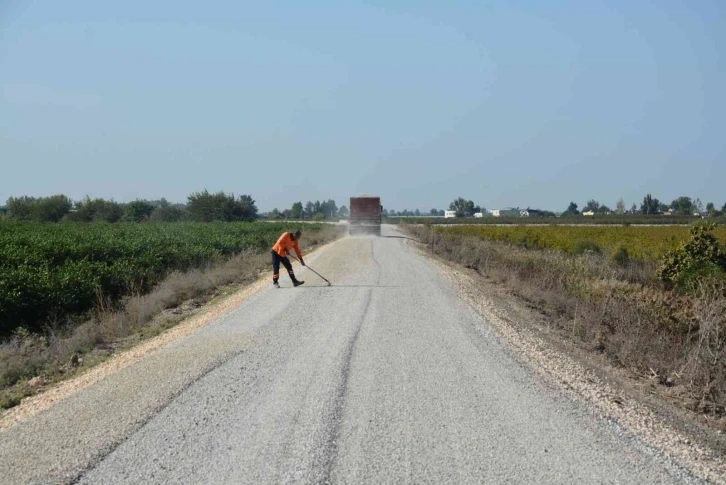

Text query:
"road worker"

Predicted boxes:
[[271, 229, 305, 288]]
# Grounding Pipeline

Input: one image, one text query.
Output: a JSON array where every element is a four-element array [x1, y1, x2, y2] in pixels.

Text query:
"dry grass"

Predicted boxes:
[[407, 225, 726, 415], [0, 226, 343, 409]]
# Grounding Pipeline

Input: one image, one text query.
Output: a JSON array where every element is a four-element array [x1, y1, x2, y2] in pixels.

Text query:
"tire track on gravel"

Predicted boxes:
[[69, 344, 253, 484], [320, 289, 372, 484]]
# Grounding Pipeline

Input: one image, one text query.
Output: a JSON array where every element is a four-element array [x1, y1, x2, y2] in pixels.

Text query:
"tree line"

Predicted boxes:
[[383, 209, 442, 217], [383, 199, 481, 218], [429, 195, 726, 218], [4, 191, 724, 223], [1, 194, 353, 223], [564, 195, 726, 217], [266, 200, 347, 221], [1, 190, 258, 223]]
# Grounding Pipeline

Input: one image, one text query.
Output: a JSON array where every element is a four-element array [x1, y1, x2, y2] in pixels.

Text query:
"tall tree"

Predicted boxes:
[[150, 205, 185, 222], [706, 202, 715, 216], [694, 198, 704, 215], [670, 196, 693, 215], [564, 202, 579, 216], [615, 198, 625, 215], [186, 190, 257, 222], [291, 202, 303, 219], [96, 199, 124, 222], [64, 197, 123, 222], [123, 200, 155, 222], [449, 197, 477, 217], [37, 195, 72, 222], [237, 195, 258, 221], [583, 200, 600, 213], [338, 205, 349, 216], [324, 199, 338, 218], [304, 201, 315, 218], [6, 195, 73, 222], [5, 196, 35, 220], [640, 194, 660, 215]]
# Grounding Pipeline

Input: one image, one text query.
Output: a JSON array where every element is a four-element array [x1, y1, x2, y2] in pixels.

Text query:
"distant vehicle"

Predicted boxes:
[[349, 196, 382, 236]]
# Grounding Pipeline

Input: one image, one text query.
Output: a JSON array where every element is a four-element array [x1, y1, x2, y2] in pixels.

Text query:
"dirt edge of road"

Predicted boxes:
[[0, 236, 344, 432], [419, 246, 726, 484]]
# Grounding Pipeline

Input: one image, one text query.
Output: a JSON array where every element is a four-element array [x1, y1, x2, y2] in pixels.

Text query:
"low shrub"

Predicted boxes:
[[611, 246, 630, 266], [657, 223, 726, 290]]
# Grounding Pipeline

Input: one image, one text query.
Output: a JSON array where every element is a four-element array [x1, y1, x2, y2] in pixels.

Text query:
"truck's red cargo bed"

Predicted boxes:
[[349, 196, 381, 236]]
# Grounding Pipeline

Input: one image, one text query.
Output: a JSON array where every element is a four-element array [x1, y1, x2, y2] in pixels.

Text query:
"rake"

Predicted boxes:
[[289, 254, 332, 286]]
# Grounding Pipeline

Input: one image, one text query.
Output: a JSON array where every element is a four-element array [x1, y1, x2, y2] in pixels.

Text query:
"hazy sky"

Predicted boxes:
[[1, 1, 724, 212]]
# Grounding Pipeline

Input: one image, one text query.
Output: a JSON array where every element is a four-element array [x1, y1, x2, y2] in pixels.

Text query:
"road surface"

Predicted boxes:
[[0, 226, 696, 484]]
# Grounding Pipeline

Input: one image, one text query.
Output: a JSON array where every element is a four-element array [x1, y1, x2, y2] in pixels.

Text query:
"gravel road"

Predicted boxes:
[[0, 226, 699, 484]]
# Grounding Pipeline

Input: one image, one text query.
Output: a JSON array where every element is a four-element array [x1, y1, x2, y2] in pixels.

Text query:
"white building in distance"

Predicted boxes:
[[489, 208, 520, 217], [444, 210, 457, 218]]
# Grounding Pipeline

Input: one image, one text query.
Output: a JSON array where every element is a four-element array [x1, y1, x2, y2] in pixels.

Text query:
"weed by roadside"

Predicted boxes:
[[406, 224, 726, 418], [658, 223, 726, 291]]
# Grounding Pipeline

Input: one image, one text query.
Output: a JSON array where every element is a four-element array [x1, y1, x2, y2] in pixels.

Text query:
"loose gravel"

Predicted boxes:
[[0, 227, 706, 484]]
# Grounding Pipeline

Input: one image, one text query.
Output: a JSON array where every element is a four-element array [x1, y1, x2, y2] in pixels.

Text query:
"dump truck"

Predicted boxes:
[[349, 196, 381, 236]]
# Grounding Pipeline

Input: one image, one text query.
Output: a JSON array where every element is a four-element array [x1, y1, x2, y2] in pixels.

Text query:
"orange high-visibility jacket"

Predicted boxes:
[[272, 232, 302, 260]]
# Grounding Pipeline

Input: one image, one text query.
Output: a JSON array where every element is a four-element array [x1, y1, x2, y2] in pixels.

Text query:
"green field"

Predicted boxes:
[[0, 221, 326, 335], [432, 224, 726, 261]]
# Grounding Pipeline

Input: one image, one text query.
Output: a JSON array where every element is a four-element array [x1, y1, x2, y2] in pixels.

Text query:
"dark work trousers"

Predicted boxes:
[[271, 250, 297, 283]]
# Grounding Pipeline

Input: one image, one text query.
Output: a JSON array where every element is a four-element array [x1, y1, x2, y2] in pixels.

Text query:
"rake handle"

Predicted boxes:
[[288, 254, 332, 285]]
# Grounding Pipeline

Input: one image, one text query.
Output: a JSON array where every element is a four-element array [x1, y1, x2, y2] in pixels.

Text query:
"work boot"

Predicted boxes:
[[293, 280, 305, 287]]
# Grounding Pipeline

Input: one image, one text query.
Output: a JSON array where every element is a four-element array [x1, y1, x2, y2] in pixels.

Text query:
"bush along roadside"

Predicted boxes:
[[658, 223, 726, 290], [405, 223, 726, 420], [0, 225, 344, 410]]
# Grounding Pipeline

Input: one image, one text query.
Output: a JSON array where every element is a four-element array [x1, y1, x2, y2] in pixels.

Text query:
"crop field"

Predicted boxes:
[[431, 224, 726, 261], [0, 221, 326, 335], [386, 215, 724, 226]]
